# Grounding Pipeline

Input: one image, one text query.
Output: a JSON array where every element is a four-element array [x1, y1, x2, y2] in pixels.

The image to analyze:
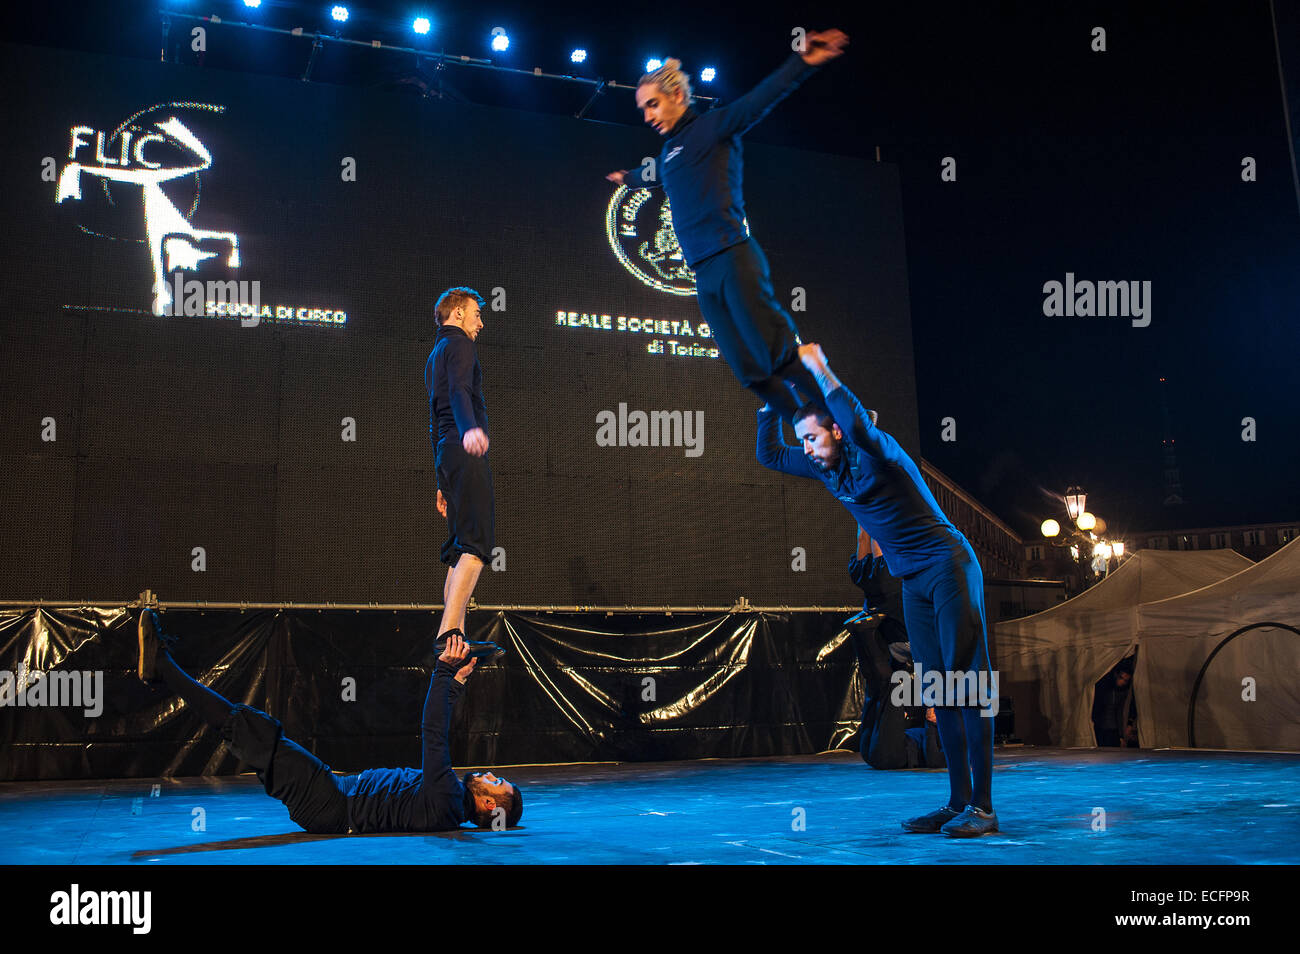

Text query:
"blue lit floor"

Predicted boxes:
[[1, 748, 1296, 865]]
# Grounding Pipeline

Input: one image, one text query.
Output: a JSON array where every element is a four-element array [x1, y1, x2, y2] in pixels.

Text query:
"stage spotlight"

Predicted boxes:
[[330, 5, 349, 23], [413, 16, 430, 35], [490, 28, 510, 52], [645, 58, 662, 72], [699, 66, 716, 82], [571, 48, 587, 64], [243, 0, 262, 8]]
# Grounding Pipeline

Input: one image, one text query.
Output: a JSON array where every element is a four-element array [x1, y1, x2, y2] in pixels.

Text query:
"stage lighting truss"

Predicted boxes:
[[158, 11, 716, 118]]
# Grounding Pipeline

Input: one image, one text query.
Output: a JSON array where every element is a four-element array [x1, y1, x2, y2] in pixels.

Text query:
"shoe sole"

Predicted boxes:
[[943, 822, 999, 838], [137, 611, 158, 683], [902, 810, 961, 833], [434, 641, 506, 659]]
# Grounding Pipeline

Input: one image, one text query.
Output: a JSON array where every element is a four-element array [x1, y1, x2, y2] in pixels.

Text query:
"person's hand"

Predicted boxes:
[[438, 631, 470, 667], [436, 488, 447, 518], [798, 342, 828, 372], [455, 657, 477, 685], [462, 427, 489, 456], [605, 170, 627, 185], [801, 29, 849, 66]]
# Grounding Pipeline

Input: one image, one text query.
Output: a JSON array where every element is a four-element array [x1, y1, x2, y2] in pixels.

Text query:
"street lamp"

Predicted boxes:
[[1040, 486, 1127, 591], [1065, 487, 1086, 522]]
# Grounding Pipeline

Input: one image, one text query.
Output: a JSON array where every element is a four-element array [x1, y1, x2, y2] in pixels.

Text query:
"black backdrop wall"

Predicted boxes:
[[0, 40, 917, 606], [0, 606, 863, 781]]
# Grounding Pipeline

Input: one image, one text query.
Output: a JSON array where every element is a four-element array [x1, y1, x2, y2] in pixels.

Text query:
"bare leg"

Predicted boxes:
[[437, 553, 484, 636]]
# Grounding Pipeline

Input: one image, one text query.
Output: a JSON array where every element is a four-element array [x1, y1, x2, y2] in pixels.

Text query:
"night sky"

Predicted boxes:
[[6, 0, 1298, 542]]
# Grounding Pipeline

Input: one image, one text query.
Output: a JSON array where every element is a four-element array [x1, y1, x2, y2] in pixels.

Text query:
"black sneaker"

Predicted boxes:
[[902, 805, 962, 833], [434, 629, 506, 660], [136, 609, 175, 685], [941, 804, 999, 838]]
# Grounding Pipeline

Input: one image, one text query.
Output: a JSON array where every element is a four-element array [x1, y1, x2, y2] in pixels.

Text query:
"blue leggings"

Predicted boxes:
[[900, 540, 995, 812]]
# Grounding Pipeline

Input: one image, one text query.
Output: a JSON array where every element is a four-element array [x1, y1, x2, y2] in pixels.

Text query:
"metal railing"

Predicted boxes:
[[0, 591, 858, 614]]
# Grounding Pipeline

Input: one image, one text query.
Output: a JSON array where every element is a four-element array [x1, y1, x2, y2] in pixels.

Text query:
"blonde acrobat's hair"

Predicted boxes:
[[637, 57, 693, 106]]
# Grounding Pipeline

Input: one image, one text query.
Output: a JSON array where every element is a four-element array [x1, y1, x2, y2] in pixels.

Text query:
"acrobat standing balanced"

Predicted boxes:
[[605, 29, 849, 420], [755, 344, 998, 838], [425, 287, 494, 649]]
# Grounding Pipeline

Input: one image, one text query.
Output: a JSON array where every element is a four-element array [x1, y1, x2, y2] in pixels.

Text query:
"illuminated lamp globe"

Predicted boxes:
[[1041, 519, 1061, 538], [1077, 511, 1097, 531]]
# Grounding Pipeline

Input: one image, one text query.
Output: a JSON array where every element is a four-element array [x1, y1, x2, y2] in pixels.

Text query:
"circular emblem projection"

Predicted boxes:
[[605, 186, 697, 297]]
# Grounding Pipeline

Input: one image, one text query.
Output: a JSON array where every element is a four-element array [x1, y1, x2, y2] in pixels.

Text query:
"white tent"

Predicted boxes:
[[1135, 537, 1300, 751], [994, 549, 1253, 747]]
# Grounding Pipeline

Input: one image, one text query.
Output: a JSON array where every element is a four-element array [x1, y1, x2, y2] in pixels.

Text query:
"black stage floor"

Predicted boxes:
[[2, 747, 1296, 865]]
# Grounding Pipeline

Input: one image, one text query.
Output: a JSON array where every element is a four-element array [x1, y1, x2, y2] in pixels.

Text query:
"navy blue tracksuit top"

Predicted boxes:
[[622, 54, 819, 269], [756, 386, 970, 578]]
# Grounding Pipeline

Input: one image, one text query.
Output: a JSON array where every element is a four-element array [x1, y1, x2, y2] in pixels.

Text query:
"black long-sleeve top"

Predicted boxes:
[[424, 324, 488, 448], [622, 54, 819, 268], [757, 385, 968, 578], [342, 661, 469, 833]]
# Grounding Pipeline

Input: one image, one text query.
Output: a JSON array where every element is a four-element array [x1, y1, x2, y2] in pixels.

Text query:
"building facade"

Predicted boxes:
[[1135, 522, 1298, 562]]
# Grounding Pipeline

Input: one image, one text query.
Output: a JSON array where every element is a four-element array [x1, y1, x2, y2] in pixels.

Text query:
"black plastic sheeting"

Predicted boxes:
[[0, 607, 869, 781]]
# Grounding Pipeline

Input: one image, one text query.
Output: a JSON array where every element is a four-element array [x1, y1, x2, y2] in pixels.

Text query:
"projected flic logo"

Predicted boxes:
[[606, 186, 697, 296], [52, 103, 346, 326], [55, 103, 239, 316]]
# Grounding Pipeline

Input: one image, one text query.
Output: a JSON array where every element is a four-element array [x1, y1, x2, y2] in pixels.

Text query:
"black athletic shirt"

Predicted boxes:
[[342, 662, 468, 833], [425, 324, 488, 448]]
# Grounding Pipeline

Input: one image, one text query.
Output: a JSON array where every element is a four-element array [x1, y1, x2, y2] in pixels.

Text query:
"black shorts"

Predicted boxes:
[[436, 437, 495, 566]]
